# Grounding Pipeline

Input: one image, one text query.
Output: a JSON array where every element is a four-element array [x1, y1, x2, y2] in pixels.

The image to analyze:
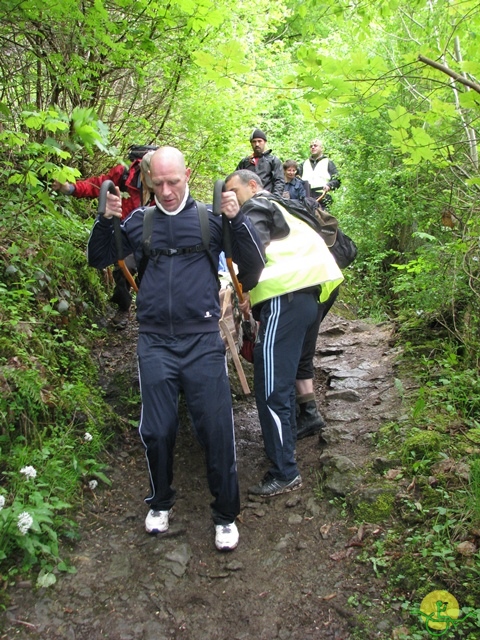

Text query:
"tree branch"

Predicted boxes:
[[418, 54, 480, 94]]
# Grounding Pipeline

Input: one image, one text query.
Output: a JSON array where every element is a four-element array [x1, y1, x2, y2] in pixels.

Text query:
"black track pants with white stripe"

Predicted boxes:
[[138, 331, 240, 525], [253, 291, 319, 481]]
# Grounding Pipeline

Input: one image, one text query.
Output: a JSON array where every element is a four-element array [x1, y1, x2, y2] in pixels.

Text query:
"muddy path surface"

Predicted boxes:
[[2, 307, 404, 640]]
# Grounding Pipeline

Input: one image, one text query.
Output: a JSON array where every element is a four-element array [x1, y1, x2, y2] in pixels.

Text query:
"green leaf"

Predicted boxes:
[[36, 571, 57, 588], [465, 177, 480, 186], [460, 61, 480, 75], [387, 105, 411, 129], [193, 51, 217, 69], [91, 470, 112, 486], [412, 232, 438, 242], [23, 114, 44, 129], [0, 101, 10, 117], [57, 561, 77, 573], [458, 91, 479, 109]]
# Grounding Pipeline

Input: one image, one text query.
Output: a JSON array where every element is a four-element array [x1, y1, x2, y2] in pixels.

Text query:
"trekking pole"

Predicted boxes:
[[98, 180, 138, 293], [316, 188, 327, 204], [213, 180, 245, 306]]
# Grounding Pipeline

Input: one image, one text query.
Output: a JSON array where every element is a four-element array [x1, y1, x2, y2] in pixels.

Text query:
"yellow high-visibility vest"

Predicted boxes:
[[249, 200, 344, 307]]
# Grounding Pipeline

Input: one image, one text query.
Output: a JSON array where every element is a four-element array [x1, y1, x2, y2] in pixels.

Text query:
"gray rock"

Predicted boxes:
[[105, 553, 132, 581], [164, 543, 191, 577], [329, 377, 372, 390], [285, 495, 301, 508], [351, 322, 374, 333], [305, 496, 321, 516], [325, 407, 361, 422], [274, 534, 293, 551], [320, 454, 357, 473], [329, 368, 371, 379], [320, 325, 348, 336], [287, 513, 303, 525], [319, 454, 360, 496], [325, 389, 362, 402]]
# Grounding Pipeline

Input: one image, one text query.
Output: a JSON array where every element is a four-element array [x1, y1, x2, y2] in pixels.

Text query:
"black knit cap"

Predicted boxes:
[[250, 128, 267, 141]]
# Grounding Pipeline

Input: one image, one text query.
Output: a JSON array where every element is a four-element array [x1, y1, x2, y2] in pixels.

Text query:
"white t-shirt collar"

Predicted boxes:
[[154, 185, 190, 216]]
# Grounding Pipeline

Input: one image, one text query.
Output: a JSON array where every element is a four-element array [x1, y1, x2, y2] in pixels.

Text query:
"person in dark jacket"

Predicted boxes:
[[53, 145, 157, 328], [298, 139, 340, 209], [282, 160, 306, 201], [224, 170, 343, 498], [236, 129, 285, 197], [87, 147, 265, 552]]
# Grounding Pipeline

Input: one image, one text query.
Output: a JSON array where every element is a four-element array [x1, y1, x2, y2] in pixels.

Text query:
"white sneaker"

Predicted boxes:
[[145, 509, 170, 534], [215, 522, 239, 551]]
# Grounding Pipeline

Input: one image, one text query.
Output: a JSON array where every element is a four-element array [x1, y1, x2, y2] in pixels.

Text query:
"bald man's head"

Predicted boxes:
[[149, 147, 191, 212]]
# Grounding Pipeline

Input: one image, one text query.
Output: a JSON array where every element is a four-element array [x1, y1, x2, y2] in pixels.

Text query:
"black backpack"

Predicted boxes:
[[263, 194, 358, 269], [137, 202, 220, 288], [118, 145, 159, 193], [127, 144, 159, 162]]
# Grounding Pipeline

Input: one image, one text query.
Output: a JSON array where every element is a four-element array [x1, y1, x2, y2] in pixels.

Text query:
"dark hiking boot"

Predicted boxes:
[[296, 399, 325, 440], [111, 309, 129, 330]]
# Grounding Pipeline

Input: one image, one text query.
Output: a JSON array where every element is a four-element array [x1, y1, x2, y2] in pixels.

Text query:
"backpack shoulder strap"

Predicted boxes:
[[118, 166, 130, 193], [137, 205, 156, 284], [196, 201, 210, 249], [142, 205, 156, 254], [196, 201, 220, 289]]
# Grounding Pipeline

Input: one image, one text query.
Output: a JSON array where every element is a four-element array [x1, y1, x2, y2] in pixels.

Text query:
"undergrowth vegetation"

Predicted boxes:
[[345, 333, 480, 638], [0, 112, 123, 591], [328, 98, 480, 636]]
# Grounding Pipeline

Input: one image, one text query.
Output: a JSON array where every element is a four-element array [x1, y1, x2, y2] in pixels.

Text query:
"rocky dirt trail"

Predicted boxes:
[[2, 306, 405, 640]]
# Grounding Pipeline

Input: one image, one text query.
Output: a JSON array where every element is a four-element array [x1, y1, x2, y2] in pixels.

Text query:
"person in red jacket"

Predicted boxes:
[[53, 145, 157, 328]]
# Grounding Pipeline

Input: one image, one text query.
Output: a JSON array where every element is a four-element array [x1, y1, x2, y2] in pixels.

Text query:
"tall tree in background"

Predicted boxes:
[[1, 0, 478, 337], [0, 0, 289, 185], [269, 0, 480, 350]]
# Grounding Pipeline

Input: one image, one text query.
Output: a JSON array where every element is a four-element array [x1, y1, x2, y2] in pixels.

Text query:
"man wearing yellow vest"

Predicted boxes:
[[224, 170, 344, 497]]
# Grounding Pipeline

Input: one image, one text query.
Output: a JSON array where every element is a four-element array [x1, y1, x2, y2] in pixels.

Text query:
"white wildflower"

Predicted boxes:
[[88, 480, 98, 490], [20, 465, 37, 479], [84, 432, 93, 442], [0, 495, 5, 510], [17, 511, 33, 535]]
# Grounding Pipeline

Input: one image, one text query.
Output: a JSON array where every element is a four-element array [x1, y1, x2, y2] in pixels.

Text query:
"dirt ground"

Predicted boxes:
[[2, 304, 406, 640]]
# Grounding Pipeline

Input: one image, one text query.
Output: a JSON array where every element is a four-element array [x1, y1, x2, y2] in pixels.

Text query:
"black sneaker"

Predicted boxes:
[[248, 473, 302, 497]]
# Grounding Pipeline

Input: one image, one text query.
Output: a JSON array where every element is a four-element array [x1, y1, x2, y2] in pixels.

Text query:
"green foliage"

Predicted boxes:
[[354, 492, 395, 525], [363, 337, 480, 621], [0, 462, 72, 571], [402, 430, 445, 464], [401, 346, 480, 428], [0, 0, 479, 614], [0, 112, 120, 581], [467, 459, 480, 525]]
